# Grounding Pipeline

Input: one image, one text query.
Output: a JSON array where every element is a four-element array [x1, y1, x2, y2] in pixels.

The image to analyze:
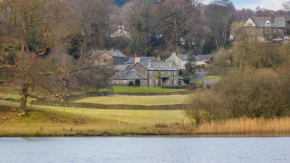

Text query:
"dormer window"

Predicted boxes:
[[265, 21, 271, 27]]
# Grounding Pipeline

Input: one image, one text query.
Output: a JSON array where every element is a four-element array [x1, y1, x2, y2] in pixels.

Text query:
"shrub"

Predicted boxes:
[[135, 79, 140, 87], [186, 91, 230, 125], [187, 68, 290, 124], [128, 81, 134, 87]]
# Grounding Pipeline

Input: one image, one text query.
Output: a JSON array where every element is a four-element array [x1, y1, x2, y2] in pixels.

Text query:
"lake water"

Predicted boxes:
[[0, 137, 290, 163]]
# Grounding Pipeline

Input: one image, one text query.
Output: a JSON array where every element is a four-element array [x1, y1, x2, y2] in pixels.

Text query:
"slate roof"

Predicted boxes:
[[195, 55, 213, 61], [140, 61, 179, 71], [250, 17, 286, 28], [176, 54, 188, 61], [113, 65, 128, 72], [111, 70, 146, 80], [126, 57, 157, 64], [106, 50, 127, 58], [91, 50, 127, 59]]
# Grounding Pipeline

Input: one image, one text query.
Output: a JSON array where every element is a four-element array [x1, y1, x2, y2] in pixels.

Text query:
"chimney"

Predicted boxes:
[[271, 12, 274, 23], [148, 60, 152, 69], [169, 61, 172, 69], [135, 55, 141, 64], [157, 55, 161, 61]]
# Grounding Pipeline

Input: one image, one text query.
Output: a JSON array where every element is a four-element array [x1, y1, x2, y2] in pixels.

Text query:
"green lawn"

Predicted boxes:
[[101, 86, 186, 93], [76, 95, 190, 106], [0, 100, 188, 136], [0, 93, 35, 102]]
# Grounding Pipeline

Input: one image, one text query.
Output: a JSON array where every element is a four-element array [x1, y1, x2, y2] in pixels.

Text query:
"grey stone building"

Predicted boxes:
[[110, 60, 182, 87], [91, 49, 127, 66], [165, 52, 188, 70]]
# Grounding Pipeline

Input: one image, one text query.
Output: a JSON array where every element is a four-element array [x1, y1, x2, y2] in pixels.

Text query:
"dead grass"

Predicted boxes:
[[194, 118, 290, 135]]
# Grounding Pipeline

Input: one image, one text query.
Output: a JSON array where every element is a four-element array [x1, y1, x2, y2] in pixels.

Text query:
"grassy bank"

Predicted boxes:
[[1, 100, 290, 137], [75, 95, 189, 106], [0, 100, 189, 136]]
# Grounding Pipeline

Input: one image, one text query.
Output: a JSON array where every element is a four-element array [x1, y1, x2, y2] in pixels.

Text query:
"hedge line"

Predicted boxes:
[[162, 86, 187, 89], [30, 100, 189, 110], [65, 91, 192, 102]]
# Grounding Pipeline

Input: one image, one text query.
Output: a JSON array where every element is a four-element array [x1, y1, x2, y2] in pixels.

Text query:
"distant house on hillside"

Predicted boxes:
[[244, 13, 286, 42], [195, 54, 213, 66], [91, 49, 127, 66], [165, 52, 188, 70], [110, 25, 130, 39]]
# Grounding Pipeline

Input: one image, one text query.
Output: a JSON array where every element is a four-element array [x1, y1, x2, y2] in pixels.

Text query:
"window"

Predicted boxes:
[[103, 59, 107, 63]]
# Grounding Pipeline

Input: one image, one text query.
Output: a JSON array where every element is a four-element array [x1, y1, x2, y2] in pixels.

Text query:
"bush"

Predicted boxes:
[[186, 91, 230, 125], [128, 81, 134, 87], [135, 79, 140, 87], [187, 68, 290, 124]]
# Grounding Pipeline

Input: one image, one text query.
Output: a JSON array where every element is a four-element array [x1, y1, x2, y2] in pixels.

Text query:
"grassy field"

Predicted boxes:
[[100, 86, 186, 93], [76, 95, 189, 106], [0, 100, 188, 136], [2, 100, 290, 136]]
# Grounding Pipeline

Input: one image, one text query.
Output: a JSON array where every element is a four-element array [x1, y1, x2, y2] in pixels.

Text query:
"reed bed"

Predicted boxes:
[[195, 118, 290, 135]]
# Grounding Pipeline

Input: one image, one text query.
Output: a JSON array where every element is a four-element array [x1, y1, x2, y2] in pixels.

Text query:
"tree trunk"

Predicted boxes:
[[20, 80, 30, 115], [64, 79, 70, 96]]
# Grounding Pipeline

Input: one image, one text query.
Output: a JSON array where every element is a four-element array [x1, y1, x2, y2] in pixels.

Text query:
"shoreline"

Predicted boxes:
[[1, 132, 290, 138]]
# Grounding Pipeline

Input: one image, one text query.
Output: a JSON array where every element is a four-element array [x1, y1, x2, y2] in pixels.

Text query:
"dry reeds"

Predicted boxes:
[[194, 117, 290, 135]]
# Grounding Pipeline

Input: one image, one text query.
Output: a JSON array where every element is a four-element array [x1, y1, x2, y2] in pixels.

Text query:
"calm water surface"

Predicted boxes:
[[0, 137, 290, 163]]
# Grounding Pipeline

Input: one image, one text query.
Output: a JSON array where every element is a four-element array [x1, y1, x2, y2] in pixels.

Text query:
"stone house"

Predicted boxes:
[[91, 49, 127, 66], [131, 61, 180, 87], [110, 59, 182, 87], [244, 14, 286, 42], [165, 52, 188, 70]]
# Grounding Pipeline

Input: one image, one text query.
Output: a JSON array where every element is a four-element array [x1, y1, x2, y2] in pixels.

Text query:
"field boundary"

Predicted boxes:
[[65, 91, 192, 102], [30, 100, 189, 110]]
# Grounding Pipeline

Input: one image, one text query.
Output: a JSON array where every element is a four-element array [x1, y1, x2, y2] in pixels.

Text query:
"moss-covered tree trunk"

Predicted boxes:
[[20, 80, 30, 115]]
